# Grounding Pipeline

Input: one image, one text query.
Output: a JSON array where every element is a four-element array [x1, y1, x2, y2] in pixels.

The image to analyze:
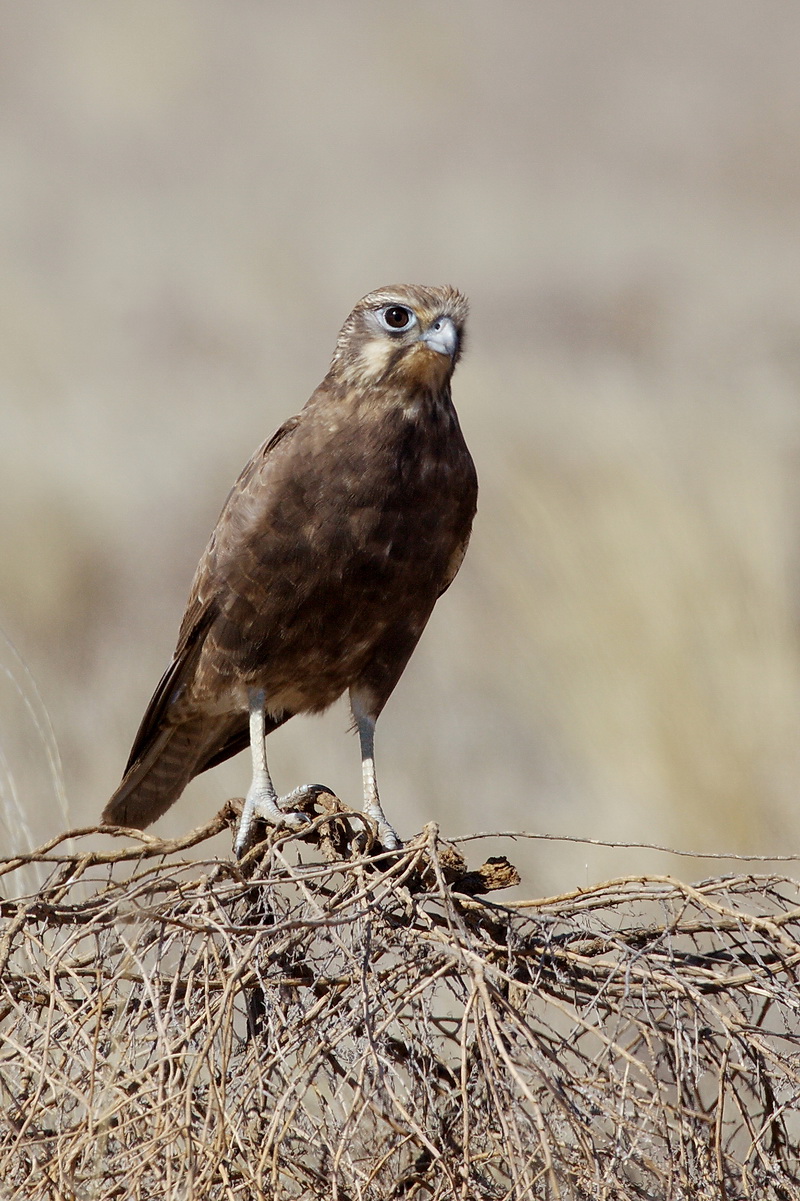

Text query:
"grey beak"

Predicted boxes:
[[421, 316, 458, 357]]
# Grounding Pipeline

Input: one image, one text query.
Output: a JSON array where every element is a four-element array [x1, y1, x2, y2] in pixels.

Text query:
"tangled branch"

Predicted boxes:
[[1, 794, 799, 1199]]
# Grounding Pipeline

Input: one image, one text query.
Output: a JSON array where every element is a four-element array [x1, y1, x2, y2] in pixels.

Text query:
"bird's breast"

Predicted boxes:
[[195, 392, 476, 703]]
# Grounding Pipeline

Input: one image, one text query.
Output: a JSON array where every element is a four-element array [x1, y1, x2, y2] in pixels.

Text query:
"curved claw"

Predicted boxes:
[[234, 787, 311, 858], [376, 821, 401, 851]]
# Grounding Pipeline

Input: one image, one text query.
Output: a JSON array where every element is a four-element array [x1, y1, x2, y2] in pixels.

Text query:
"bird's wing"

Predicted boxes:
[[437, 530, 473, 598], [133, 413, 306, 759], [120, 599, 216, 776], [103, 415, 306, 828], [436, 452, 478, 598], [176, 413, 303, 648]]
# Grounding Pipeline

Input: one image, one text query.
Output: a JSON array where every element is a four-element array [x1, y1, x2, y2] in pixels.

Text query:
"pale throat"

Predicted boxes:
[[356, 338, 450, 394], [357, 338, 395, 379]]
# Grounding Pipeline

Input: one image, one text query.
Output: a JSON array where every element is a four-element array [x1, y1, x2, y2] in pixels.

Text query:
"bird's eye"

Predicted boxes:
[[379, 305, 415, 331]]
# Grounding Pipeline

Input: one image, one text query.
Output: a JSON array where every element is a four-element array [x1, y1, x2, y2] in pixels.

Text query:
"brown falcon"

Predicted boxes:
[[102, 284, 477, 855]]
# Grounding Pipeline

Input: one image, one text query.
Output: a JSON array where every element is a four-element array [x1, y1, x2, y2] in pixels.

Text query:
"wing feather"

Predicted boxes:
[[104, 416, 307, 829]]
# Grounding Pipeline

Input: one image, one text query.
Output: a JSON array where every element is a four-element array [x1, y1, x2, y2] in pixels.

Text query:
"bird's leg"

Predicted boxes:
[[234, 689, 308, 857], [350, 690, 401, 850]]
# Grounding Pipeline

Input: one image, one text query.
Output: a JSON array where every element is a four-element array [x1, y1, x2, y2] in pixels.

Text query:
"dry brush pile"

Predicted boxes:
[[1, 792, 800, 1200]]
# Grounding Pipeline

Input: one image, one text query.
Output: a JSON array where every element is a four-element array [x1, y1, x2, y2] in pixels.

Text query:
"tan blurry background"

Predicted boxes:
[[2, 1, 800, 892]]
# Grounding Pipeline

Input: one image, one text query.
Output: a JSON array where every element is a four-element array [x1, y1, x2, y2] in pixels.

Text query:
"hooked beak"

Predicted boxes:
[[421, 315, 458, 357]]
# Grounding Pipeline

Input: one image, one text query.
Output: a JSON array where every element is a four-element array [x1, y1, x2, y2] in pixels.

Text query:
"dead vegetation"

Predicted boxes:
[[1, 794, 800, 1199]]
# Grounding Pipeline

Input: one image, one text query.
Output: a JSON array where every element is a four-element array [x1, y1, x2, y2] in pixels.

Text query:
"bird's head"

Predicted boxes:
[[329, 284, 468, 394]]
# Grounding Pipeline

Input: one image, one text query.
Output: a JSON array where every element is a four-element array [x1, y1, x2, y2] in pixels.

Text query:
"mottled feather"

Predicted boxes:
[[103, 285, 477, 834]]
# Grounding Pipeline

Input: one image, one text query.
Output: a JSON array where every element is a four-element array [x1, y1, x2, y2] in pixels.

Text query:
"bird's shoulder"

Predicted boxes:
[[172, 410, 302, 641], [229, 410, 305, 495]]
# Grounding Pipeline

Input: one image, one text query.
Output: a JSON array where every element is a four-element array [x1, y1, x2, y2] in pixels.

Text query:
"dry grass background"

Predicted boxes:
[[2, 3, 800, 891]]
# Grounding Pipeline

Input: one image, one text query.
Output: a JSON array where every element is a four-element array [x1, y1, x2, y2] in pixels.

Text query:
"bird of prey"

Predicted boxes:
[[102, 284, 477, 856]]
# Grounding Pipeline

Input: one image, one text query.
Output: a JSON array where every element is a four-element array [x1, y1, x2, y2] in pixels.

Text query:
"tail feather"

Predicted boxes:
[[103, 709, 291, 830], [103, 716, 233, 829]]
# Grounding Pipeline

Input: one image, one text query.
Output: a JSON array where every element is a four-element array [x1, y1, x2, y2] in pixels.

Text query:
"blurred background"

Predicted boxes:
[[3, 1, 800, 892]]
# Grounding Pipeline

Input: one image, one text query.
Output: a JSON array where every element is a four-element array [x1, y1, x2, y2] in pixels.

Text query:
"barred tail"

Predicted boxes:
[[102, 711, 255, 829]]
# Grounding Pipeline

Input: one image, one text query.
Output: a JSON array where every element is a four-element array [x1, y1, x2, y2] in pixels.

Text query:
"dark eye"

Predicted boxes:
[[381, 305, 414, 330]]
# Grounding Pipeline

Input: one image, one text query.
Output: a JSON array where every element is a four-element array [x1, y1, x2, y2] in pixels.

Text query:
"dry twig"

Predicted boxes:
[[1, 796, 799, 1199]]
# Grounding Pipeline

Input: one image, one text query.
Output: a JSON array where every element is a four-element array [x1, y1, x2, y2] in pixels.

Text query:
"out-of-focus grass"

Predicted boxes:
[[3, 3, 800, 890]]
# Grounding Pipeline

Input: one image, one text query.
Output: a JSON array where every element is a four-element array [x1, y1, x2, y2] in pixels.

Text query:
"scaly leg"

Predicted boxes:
[[350, 689, 401, 850], [234, 690, 308, 857]]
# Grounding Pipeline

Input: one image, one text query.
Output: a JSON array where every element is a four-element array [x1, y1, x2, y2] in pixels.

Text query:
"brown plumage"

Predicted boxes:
[[103, 284, 477, 854]]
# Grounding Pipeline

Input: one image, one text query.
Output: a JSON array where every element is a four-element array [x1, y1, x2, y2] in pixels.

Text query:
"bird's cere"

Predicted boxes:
[[422, 316, 458, 357]]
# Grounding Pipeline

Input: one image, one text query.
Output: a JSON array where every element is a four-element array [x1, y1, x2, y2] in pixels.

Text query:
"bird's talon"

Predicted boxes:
[[279, 808, 311, 830], [358, 815, 401, 851], [378, 826, 402, 852]]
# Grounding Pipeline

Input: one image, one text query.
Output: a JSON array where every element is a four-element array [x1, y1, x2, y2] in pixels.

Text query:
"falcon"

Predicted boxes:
[[102, 284, 477, 856]]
